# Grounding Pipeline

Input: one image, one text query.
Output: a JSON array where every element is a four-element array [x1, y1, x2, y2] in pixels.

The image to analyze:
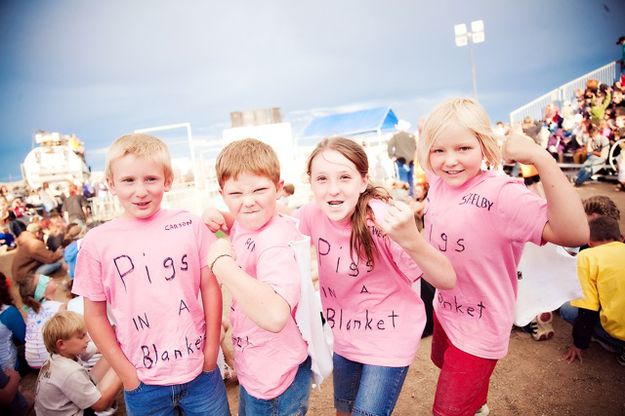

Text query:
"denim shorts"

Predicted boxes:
[[332, 353, 408, 416], [239, 356, 312, 416], [123, 368, 230, 416]]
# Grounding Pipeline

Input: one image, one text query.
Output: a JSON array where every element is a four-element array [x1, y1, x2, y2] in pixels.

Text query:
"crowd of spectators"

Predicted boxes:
[[0, 180, 104, 255], [518, 75, 625, 188]]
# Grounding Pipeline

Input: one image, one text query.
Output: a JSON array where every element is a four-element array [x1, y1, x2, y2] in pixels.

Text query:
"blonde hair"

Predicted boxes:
[[418, 97, 502, 171], [306, 137, 390, 267], [105, 133, 173, 182], [43, 310, 85, 354], [215, 138, 280, 188]]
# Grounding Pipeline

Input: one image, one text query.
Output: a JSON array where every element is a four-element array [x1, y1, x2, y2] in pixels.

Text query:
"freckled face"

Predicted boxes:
[[429, 125, 484, 187], [309, 150, 368, 222], [221, 173, 281, 230]]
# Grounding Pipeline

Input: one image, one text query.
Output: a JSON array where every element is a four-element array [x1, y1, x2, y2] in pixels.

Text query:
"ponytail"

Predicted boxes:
[[18, 275, 41, 314], [350, 184, 390, 267]]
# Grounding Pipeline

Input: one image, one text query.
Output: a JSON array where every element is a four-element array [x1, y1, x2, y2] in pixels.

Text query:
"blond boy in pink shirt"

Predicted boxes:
[[72, 134, 229, 416], [207, 139, 311, 415]]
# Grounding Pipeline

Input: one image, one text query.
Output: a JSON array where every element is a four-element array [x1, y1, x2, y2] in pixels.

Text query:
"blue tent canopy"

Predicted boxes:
[[300, 107, 399, 139]]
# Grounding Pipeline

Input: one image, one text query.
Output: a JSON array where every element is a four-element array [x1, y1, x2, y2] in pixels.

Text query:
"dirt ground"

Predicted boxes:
[[19, 181, 625, 415]]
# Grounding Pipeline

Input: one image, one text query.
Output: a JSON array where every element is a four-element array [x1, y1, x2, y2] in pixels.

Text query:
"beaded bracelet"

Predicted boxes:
[[210, 253, 233, 274]]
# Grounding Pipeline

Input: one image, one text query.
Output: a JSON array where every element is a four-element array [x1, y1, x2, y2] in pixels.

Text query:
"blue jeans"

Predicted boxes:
[[36, 261, 62, 276], [560, 302, 625, 351], [239, 356, 311, 416], [123, 368, 230, 416], [333, 353, 408, 416], [395, 159, 415, 196]]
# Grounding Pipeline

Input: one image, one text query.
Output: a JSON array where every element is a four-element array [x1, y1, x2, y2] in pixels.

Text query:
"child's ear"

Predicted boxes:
[[164, 175, 173, 192], [106, 177, 116, 196], [56, 338, 65, 351], [276, 180, 284, 194]]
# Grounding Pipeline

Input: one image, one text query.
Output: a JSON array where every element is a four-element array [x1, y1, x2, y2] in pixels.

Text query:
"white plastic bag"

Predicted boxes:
[[290, 235, 333, 387]]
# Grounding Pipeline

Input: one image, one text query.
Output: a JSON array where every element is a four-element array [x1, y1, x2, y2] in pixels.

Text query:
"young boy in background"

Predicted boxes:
[[34, 310, 121, 415], [561, 216, 625, 365]]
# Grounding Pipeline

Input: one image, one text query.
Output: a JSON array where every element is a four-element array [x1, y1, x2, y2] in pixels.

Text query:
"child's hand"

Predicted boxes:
[[202, 207, 227, 233], [502, 133, 544, 165], [563, 345, 583, 364], [207, 238, 236, 280], [378, 200, 421, 247]]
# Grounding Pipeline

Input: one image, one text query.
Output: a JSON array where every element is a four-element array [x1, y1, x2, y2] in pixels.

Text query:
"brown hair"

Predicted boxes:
[[306, 137, 390, 266], [282, 183, 295, 196], [589, 216, 621, 242], [215, 138, 281, 188], [583, 195, 620, 221], [0, 272, 14, 307], [18, 273, 41, 313]]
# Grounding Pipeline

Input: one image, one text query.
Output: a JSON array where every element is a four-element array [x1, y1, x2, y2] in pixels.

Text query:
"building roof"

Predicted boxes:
[[301, 106, 399, 139]]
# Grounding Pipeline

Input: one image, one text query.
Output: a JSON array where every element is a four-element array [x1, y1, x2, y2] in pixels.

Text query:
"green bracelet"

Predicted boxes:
[[210, 253, 233, 274]]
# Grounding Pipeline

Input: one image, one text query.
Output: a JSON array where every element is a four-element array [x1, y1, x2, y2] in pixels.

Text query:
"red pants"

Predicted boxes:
[[431, 314, 498, 416]]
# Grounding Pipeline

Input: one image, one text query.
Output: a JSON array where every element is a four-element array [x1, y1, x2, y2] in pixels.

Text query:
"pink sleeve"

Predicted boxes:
[[293, 203, 313, 237], [256, 245, 301, 309], [72, 239, 107, 301], [389, 240, 423, 283], [496, 182, 548, 246]]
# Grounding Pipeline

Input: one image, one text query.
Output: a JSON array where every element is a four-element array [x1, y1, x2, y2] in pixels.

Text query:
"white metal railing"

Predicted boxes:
[[509, 61, 618, 125]]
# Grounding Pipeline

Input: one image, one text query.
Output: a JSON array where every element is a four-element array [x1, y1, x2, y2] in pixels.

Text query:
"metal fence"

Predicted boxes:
[[509, 61, 619, 125]]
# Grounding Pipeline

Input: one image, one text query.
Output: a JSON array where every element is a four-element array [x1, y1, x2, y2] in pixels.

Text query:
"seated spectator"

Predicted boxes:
[[17, 273, 65, 369], [35, 310, 121, 415], [63, 223, 85, 280], [574, 124, 610, 187], [0, 367, 32, 416], [0, 225, 15, 251], [0, 273, 26, 372], [561, 216, 625, 366], [11, 223, 64, 282]]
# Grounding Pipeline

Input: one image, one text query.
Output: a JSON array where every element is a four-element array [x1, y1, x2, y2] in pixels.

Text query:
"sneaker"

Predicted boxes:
[[475, 403, 490, 416], [591, 336, 617, 353], [529, 312, 555, 341], [617, 351, 625, 367]]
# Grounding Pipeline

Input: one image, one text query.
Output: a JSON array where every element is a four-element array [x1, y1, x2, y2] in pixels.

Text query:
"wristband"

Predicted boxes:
[[210, 253, 233, 274]]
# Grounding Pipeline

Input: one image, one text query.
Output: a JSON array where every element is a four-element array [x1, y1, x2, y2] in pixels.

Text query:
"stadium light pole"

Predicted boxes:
[[454, 20, 485, 99]]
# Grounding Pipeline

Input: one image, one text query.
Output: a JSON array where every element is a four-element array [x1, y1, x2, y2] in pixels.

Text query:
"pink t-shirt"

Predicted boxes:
[[425, 171, 548, 359], [298, 200, 424, 367], [229, 215, 308, 400], [72, 209, 216, 385]]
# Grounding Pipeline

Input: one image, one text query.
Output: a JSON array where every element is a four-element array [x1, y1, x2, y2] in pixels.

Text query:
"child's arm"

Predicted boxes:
[[202, 208, 234, 234], [379, 200, 456, 290], [200, 265, 222, 371], [208, 238, 291, 332], [503, 133, 589, 246], [90, 366, 122, 412], [84, 299, 139, 390], [563, 307, 598, 364]]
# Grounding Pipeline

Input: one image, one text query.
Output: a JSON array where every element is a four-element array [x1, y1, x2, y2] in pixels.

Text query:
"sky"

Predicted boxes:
[[1, 0, 624, 182]]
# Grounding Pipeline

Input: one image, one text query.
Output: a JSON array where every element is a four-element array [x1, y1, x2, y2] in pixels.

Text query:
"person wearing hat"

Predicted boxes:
[[388, 119, 417, 196], [11, 223, 63, 283]]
